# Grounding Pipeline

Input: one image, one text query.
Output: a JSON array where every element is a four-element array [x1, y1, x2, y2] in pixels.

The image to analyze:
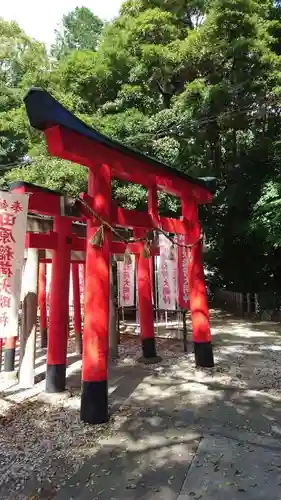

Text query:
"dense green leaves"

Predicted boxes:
[[251, 180, 281, 247], [51, 7, 103, 59], [0, 19, 50, 165], [2, 1, 281, 292], [1, 156, 88, 197]]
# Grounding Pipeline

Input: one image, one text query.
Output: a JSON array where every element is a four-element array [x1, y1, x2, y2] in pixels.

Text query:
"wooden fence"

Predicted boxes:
[[214, 288, 281, 321]]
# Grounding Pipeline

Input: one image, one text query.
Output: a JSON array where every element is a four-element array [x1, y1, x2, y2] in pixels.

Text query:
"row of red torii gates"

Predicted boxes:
[[5, 88, 216, 425]]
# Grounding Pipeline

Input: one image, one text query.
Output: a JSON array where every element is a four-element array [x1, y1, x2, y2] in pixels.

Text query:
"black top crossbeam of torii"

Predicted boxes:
[[23, 87, 216, 199]]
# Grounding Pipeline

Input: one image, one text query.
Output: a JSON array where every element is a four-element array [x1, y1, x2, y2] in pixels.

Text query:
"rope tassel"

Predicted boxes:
[[90, 225, 104, 248], [124, 247, 132, 265], [78, 197, 203, 255], [168, 243, 176, 261], [143, 240, 151, 259]]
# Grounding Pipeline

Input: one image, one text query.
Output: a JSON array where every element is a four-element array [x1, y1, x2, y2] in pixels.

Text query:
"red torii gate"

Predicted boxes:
[[22, 87, 215, 425]]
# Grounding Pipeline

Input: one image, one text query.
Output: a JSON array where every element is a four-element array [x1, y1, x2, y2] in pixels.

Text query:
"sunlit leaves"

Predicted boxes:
[[2, 156, 88, 197], [51, 7, 103, 59], [251, 180, 281, 247]]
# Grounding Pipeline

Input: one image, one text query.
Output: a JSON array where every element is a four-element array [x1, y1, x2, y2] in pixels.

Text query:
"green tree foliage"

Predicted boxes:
[[0, 19, 50, 165], [51, 7, 103, 59], [2, 2, 281, 293], [2, 156, 87, 197]]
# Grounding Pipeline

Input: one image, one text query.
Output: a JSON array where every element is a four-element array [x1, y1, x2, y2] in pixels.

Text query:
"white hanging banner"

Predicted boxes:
[[79, 263, 85, 307], [177, 234, 189, 309], [69, 269, 73, 305], [0, 192, 29, 338], [117, 257, 135, 307], [173, 244, 178, 308], [46, 262, 52, 306], [157, 234, 177, 310]]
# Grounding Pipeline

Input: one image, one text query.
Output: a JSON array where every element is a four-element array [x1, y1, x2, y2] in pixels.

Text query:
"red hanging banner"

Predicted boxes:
[[177, 235, 189, 309]]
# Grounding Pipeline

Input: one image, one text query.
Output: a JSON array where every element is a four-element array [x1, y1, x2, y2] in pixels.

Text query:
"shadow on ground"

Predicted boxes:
[[1, 309, 281, 499]]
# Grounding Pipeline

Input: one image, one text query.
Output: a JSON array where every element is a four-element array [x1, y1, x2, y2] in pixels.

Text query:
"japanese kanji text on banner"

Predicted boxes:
[[157, 234, 177, 310], [117, 258, 135, 307], [177, 234, 189, 309], [0, 192, 29, 338], [78, 264, 85, 307]]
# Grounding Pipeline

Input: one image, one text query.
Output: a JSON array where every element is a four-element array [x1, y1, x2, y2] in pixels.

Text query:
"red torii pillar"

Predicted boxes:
[[46, 216, 72, 392], [80, 164, 111, 424], [134, 228, 160, 362], [72, 262, 82, 355], [183, 198, 214, 367], [148, 186, 158, 319], [38, 262, 47, 349]]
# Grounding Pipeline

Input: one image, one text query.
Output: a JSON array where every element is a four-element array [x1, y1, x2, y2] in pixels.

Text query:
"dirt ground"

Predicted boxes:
[[1, 309, 281, 499]]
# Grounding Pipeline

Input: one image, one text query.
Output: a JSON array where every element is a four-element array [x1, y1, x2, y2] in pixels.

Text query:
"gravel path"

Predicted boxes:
[[0, 309, 281, 499]]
